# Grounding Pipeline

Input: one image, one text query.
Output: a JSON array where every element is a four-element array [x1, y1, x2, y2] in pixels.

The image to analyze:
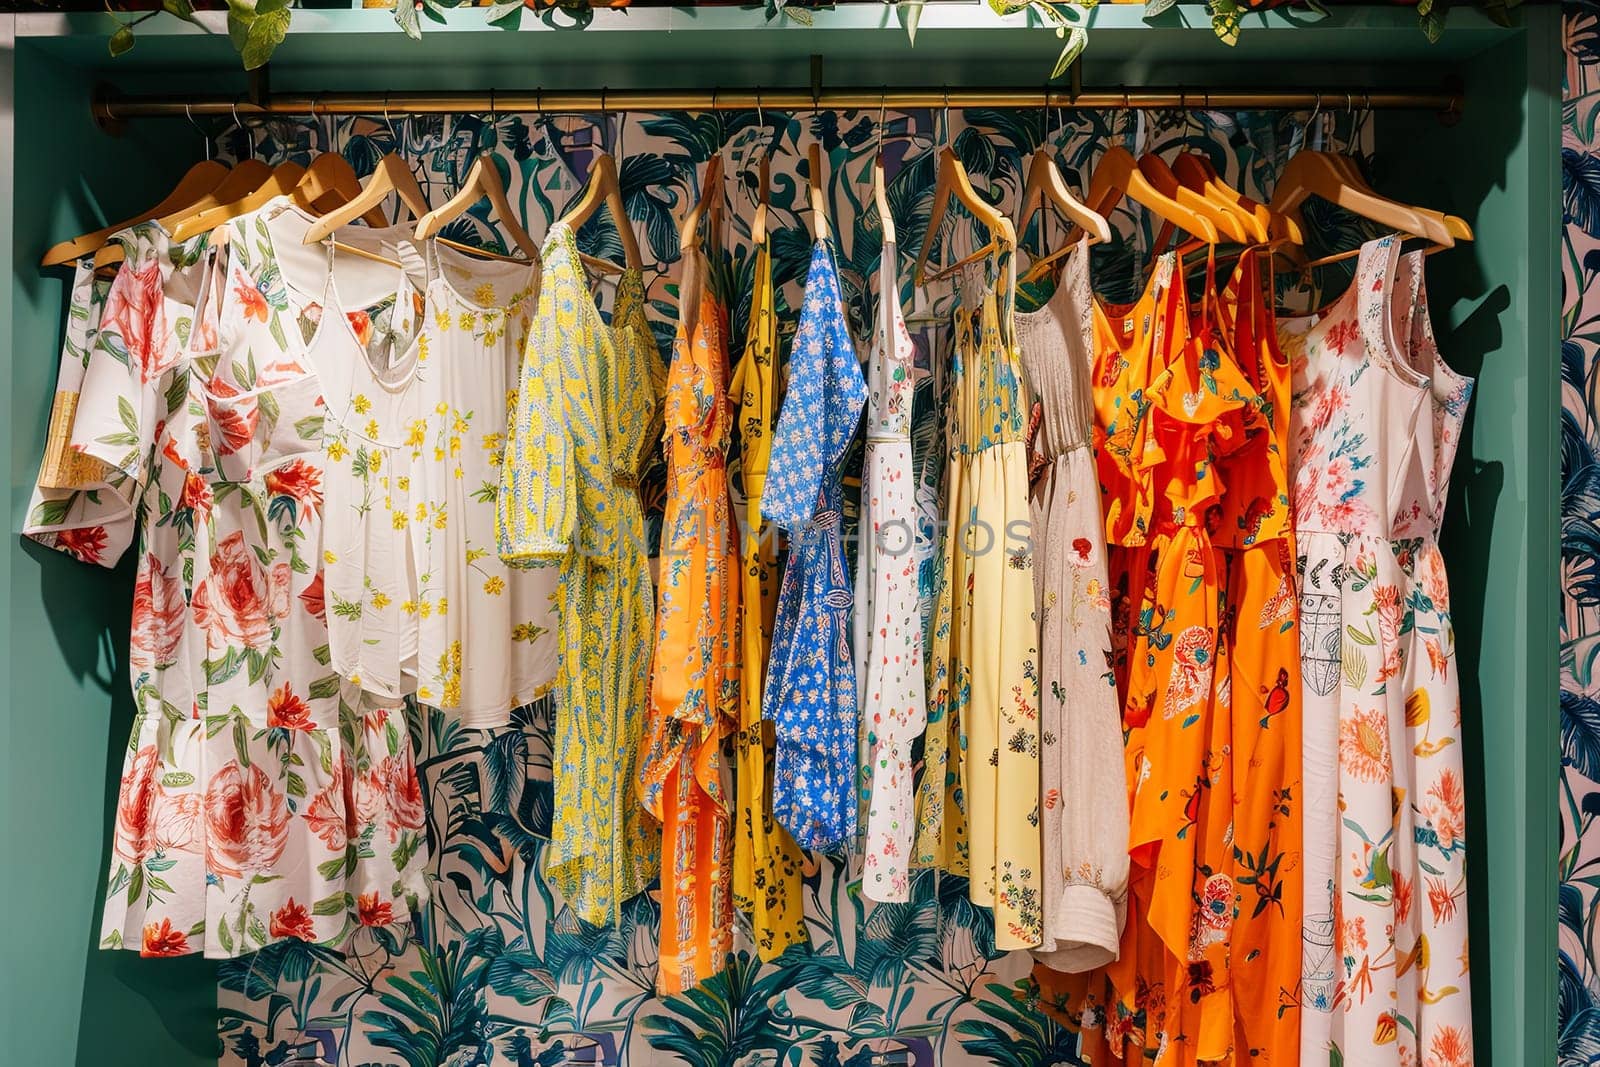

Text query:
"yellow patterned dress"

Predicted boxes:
[[496, 221, 662, 925], [916, 254, 1041, 949], [729, 236, 809, 960]]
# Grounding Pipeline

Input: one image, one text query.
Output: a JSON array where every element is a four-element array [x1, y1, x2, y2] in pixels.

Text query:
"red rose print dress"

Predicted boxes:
[[1284, 236, 1473, 1067], [25, 208, 428, 958]]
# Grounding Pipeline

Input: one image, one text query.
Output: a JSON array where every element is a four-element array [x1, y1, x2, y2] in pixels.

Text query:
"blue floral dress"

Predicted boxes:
[[761, 240, 868, 853]]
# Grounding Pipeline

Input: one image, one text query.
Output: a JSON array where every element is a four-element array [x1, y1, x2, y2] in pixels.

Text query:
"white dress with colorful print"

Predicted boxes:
[[1285, 235, 1474, 1067]]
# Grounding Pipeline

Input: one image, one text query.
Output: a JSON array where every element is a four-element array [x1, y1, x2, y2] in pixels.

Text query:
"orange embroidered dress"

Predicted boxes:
[[638, 245, 739, 995]]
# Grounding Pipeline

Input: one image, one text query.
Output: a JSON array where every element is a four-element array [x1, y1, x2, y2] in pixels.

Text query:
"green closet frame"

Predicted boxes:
[[0, 6, 1560, 1064]]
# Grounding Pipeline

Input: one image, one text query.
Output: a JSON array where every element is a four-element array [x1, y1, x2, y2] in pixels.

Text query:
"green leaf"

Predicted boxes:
[[294, 413, 325, 441], [485, 0, 522, 25], [108, 23, 135, 58], [118, 395, 139, 436], [393, 0, 422, 41], [233, 715, 252, 767], [307, 673, 342, 701], [226, 5, 251, 52], [1051, 28, 1086, 79], [897, 0, 924, 46], [162, 0, 200, 24], [1418, 8, 1445, 44], [312, 891, 353, 916], [29, 497, 70, 529], [239, 7, 290, 70]]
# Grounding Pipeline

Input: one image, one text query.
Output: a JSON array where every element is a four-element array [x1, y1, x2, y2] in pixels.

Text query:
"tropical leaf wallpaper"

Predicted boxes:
[[1563, 5, 1600, 1066], [212, 104, 1364, 1067]]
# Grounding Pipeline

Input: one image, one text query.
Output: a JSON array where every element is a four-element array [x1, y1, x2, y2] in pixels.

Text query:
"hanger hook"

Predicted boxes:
[[186, 101, 211, 162], [878, 87, 889, 158], [231, 95, 252, 161], [488, 87, 496, 126], [941, 85, 951, 150], [382, 92, 399, 149], [1299, 91, 1323, 156]]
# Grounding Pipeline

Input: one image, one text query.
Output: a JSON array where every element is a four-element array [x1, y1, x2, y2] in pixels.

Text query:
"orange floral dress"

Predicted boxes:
[[638, 246, 739, 995], [1215, 251, 1303, 1065], [1065, 251, 1271, 1064]]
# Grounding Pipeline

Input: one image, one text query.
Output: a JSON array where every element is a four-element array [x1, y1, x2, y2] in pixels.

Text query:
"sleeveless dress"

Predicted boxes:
[[1390, 250, 1476, 1067], [1013, 237, 1128, 972], [638, 245, 739, 994], [1214, 251, 1304, 1064], [763, 238, 868, 853], [852, 240, 928, 904], [413, 243, 554, 725], [1284, 235, 1474, 1067], [498, 220, 663, 924], [1082, 251, 1267, 1062], [730, 235, 809, 957], [318, 239, 427, 704], [916, 251, 1042, 949]]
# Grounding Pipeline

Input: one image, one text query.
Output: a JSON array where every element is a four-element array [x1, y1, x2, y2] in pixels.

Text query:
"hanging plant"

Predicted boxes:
[[85, 0, 1535, 73], [987, 0, 1090, 78]]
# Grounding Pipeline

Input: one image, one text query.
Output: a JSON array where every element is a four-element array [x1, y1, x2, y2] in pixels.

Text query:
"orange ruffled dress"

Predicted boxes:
[[1057, 250, 1282, 1064]]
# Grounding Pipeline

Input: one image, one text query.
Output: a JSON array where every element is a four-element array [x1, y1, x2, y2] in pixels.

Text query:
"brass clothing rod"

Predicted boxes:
[[93, 86, 1460, 123]]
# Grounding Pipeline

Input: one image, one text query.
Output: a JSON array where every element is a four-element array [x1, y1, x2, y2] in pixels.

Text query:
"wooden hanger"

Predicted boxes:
[[413, 153, 540, 263], [1075, 146, 1219, 246], [1172, 153, 1269, 243], [42, 160, 230, 267], [169, 160, 307, 243], [1019, 149, 1110, 248], [303, 151, 429, 245], [93, 158, 277, 269], [1016, 149, 1109, 285], [1321, 152, 1472, 252], [750, 151, 772, 247], [914, 146, 1014, 285], [1137, 152, 1250, 244], [295, 153, 389, 227], [808, 143, 832, 243], [1269, 150, 1451, 248], [558, 153, 644, 275], [680, 153, 725, 254]]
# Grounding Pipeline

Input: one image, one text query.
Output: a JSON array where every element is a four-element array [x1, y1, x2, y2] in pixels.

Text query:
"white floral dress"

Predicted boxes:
[[852, 240, 927, 903], [413, 245, 552, 725], [1285, 235, 1474, 1067], [24, 211, 427, 958], [318, 240, 428, 702]]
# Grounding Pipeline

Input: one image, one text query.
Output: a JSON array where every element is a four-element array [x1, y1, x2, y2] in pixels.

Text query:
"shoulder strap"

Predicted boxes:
[[1355, 234, 1403, 369]]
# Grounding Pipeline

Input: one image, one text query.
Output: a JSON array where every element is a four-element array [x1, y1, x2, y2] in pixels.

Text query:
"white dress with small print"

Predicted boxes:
[[319, 241, 428, 702], [852, 242, 927, 903], [413, 245, 554, 725]]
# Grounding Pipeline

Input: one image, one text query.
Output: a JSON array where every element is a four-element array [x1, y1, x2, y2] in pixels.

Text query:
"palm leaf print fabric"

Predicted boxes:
[[211, 104, 1372, 1065]]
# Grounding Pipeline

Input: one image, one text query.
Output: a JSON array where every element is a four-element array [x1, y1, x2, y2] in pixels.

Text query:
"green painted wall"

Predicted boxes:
[[2, 35, 218, 1067], [1376, 11, 1562, 1064]]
